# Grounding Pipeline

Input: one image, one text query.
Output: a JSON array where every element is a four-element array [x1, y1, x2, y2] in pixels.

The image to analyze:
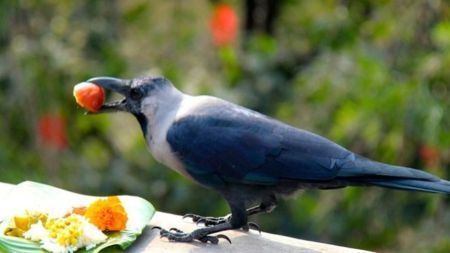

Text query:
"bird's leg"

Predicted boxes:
[[240, 197, 277, 232], [158, 200, 248, 244], [183, 195, 277, 228]]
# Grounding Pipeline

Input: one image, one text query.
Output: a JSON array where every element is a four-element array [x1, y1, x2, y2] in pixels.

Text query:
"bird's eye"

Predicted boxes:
[[130, 88, 143, 100]]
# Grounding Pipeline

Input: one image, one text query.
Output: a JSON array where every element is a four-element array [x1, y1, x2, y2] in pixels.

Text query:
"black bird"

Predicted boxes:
[[83, 76, 450, 244]]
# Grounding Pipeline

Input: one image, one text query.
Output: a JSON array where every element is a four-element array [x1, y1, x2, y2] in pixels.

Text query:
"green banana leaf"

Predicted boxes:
[[0, 181, 155, 253]]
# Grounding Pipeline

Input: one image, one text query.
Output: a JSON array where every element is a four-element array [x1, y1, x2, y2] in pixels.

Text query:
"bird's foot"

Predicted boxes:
[[183, 213, 230, 226], [183, 214, 261, 233], [153, 226, 231, 244]]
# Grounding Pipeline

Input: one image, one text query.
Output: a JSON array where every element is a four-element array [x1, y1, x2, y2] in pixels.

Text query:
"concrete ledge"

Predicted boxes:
[[128, 211, 373, 253]]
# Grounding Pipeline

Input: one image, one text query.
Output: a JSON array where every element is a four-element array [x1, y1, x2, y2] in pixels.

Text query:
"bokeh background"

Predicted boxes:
[[0, 0, 449, 252]]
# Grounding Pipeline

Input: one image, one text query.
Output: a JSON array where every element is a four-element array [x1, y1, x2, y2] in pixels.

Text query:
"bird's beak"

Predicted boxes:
[[86, 77, 130, 113]]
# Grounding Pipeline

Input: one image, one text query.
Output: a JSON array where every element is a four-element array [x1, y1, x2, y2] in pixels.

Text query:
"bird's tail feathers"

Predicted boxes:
[[338, 156, 450, 194], [364, 179, 450, 193]]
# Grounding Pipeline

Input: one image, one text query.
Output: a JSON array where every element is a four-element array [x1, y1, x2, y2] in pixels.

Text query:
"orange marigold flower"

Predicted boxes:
[[84, 196, 128, 231]]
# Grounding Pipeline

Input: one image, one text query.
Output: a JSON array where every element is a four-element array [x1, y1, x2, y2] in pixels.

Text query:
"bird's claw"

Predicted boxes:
[[216, 234, 232, 244], [182, 213, 197, 220], [169, 227, 183, 233], [198, 234, 232, 244], [242, 222, 261, 234], [158, 227, 231, 244], [183, 213, 229, 226]]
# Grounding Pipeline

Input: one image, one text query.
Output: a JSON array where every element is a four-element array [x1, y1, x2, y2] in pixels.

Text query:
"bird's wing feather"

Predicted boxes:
[[167, 101, 352, 186]]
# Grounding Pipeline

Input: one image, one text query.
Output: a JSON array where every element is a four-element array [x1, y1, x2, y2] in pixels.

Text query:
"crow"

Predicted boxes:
[[82, 76, 450, 244]]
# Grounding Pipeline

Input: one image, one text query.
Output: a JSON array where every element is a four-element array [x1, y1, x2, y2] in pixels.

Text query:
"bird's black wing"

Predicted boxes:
[[166, 101, 353, 187]]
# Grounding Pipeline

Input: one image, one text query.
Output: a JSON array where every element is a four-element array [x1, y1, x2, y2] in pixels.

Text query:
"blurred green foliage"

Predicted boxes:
[[0, 0, 449, 252]]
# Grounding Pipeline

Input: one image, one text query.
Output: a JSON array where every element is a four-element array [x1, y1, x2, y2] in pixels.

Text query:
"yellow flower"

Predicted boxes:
[[84, 196, 128, 231]]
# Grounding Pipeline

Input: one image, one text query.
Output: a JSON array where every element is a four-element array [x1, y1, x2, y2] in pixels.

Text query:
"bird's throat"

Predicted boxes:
[[134, 112, 148, 137]]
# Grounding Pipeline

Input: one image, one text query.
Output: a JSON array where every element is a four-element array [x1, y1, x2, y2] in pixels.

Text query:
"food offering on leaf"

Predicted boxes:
[[73, 82, 105, 112], [2, 196, 128, 253]]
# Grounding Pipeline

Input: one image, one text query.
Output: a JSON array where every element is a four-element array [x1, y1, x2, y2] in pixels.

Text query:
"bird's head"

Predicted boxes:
[[85, 76, 183, 134]]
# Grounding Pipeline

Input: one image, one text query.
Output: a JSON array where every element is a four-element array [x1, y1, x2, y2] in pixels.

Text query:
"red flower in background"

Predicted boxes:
[[38, 113, 67, 150], [209, 3, 239, 47], [419, 144, 439, 163]]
